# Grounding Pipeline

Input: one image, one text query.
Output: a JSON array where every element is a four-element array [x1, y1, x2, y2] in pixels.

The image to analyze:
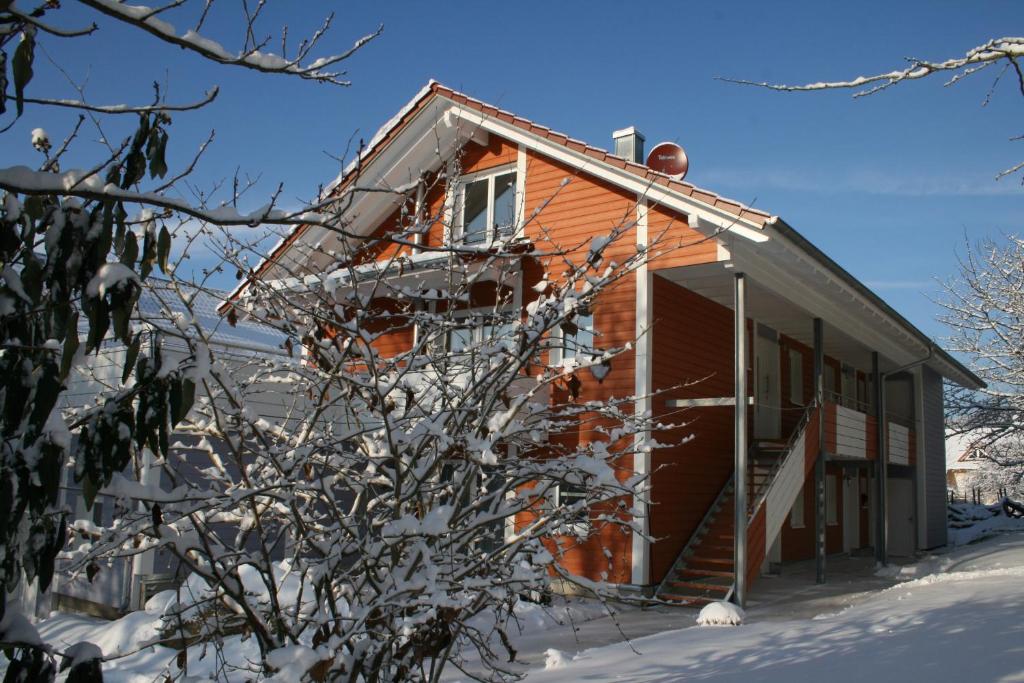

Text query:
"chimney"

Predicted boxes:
[[612, 126, 645, 164]]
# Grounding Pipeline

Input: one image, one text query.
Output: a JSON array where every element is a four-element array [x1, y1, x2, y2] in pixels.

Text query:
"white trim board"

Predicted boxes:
[[667, 397, 755, 408]]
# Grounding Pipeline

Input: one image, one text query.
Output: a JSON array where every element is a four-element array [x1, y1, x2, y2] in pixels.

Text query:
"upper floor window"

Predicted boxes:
[[457, 168, 518, 245]]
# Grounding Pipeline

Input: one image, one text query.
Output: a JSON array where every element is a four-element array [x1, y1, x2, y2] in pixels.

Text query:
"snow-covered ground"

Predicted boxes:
[[10, 526, 1024, 681], [522, 533, 1024, 683]]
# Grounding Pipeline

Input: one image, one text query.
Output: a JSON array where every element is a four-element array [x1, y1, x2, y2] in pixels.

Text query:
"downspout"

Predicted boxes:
[[876, 344, 934, 565]]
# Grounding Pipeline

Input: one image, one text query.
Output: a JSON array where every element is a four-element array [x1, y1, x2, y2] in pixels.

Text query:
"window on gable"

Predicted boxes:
[[457, 169, 518, 244]]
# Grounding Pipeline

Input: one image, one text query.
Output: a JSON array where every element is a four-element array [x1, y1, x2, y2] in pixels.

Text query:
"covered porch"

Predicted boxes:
[[643, 231, 974, 606]]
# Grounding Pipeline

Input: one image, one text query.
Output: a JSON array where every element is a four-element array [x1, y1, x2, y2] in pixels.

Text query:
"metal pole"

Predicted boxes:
[[813, 318, 826, 584], [875, 355, 889, 566], [872, 352, 885, 564], [734, 273, 748, 607]]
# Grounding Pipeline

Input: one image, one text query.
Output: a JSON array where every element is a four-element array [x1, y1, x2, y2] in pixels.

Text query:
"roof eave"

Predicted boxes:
[[767, 216, 984, 390]]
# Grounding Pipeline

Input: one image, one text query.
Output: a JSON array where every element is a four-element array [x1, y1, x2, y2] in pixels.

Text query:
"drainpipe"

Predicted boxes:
[[733, 273, 748, 607], [875, 344, 934, 566]]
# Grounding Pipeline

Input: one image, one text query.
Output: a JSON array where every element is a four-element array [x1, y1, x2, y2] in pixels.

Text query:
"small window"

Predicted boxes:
[[788, 348, 803, 405], [457, 169, 518, 244], [826, 475, 838, 526], [447, 315, 516, 353], [790, 487, 805, 528], [557, 480, 590, 535], [561, 312, 596, 363], [92, 498, 105, 527]]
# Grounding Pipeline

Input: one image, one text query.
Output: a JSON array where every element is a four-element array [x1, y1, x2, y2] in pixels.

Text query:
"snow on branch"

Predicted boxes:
[[720, 37, 1024, 97], [0, 165, 414, 235], [5, 87, 220, 115], [79, 0, 382, 85], [721, 37, 1024, 180]]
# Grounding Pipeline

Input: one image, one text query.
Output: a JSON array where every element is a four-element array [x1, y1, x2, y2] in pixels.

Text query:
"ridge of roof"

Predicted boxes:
[[428, 82, 772, 224]]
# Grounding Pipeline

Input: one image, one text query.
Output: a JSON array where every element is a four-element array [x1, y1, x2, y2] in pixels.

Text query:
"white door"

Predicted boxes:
[[843, 470, 859, 553], [888, 478, 916, 556], [755, 325, 781, 439]]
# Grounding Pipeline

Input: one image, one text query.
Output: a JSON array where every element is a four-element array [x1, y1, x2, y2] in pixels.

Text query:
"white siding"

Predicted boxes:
[[888, 422, 910, 465], [834, 405, 868, 459], [765, 432, 807, 550]]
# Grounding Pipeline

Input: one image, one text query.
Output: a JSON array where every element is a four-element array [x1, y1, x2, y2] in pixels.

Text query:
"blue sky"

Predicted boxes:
[[5, 1, 1023, 342]]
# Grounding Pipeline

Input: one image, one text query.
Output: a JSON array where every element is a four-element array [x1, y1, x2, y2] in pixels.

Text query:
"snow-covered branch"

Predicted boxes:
[[79, 0, 382, 85], [720, 37, 1024, 97], [721, 37, 1024, 180]]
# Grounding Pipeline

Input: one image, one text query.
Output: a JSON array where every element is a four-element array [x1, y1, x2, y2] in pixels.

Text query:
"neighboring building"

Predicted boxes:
[[18, 282, 291, 618], [946, 432, 1019, 504], [228, 82, 984, 606]]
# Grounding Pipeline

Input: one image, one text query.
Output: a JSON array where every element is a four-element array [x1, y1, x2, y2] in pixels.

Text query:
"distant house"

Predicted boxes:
[[227, 82, 985, 606], [945, 432, 1010, 503], [13, 282, 291, 619]]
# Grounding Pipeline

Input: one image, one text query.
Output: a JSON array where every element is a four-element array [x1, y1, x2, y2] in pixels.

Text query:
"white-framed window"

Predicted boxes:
[[445, 308, 518, 356], [826, 475, 838, 526], [556, 480, 591, 536], [790, 486, 805, 528], [788, 348, 804, 405], [559, 312, 596, 364], [455, 166, 518, 245]]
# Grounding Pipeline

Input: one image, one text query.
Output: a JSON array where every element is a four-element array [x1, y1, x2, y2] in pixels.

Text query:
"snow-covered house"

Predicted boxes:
[[226, 82, 984, 606], [23, 282, 291, 619]]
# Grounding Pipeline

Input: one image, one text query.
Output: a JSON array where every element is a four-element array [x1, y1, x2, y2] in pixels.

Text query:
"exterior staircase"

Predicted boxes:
[[655, 478, 737, 605], [654, 403, 820, 606]]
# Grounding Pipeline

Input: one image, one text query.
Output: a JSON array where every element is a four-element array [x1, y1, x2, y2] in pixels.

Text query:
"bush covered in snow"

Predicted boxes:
[[696, 601, 746, 627]]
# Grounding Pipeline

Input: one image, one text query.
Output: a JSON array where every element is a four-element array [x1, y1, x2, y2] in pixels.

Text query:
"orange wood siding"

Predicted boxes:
[[335, 132, 724, 585], [521, 148, 640, 584], [648, 276, 736, 583], [645, 203, 717, 271]]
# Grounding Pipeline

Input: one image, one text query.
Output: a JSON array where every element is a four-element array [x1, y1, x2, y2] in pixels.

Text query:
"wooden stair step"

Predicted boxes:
[[687, 556, 735, 566], [673, 568, 734, 579], [666, 579, 733, 592]]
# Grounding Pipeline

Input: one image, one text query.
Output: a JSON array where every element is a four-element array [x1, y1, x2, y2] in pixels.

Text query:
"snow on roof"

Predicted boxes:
[[137, 280, 287, 356]]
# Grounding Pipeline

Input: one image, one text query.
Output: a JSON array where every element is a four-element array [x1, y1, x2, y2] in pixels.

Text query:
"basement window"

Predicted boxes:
[[456, 167, 518, 245]]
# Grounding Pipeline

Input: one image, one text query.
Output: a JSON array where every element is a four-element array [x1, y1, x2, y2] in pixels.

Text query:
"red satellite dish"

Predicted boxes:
[[646, 142, 689, 179]]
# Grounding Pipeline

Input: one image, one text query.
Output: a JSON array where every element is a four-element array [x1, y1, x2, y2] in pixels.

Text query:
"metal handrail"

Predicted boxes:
[[748, 400, 819, 519], [655, 473, 735, 598]]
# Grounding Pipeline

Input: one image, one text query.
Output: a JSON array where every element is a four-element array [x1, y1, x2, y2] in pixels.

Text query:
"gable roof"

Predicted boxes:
[[225, 81, 983, 391], [228, 81, 772, 301]]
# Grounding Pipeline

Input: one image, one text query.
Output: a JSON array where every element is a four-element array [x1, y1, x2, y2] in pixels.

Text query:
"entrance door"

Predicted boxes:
[[888, 477, 916, 556], [755, 324, 781, 439]]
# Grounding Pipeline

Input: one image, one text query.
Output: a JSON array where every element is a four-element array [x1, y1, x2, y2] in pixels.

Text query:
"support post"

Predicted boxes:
[[874, 352, 888, 565], [813, 318, 826, 584], [733, 273, 748, 607]]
